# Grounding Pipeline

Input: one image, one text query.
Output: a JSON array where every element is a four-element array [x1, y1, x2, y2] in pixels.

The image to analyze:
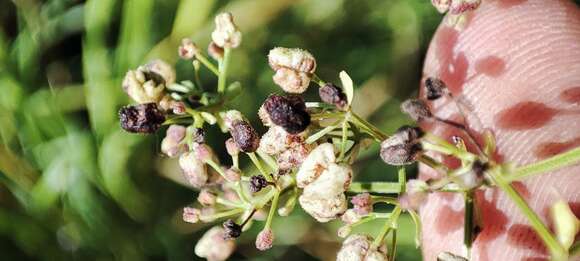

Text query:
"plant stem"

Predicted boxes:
[[489, 168, 567, 260], [506, 147, 580, 183], [217, 48, 232, 93], [195, 54, 220, 76], [372, 207, 401, 248], [265, 189, 280, 229], [206, 208, 245, 221], [349, 182, 402, 194], [389, 229, 398, 261], [248, 152, 270, 180], [398, 167, 406, 194], [463, 190, 475, 258], [350, 112, 387, 141], [206, 159, 232, 182]]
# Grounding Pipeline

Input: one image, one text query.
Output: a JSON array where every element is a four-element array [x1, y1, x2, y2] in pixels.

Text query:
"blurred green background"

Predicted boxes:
[[0, 0, 444, 260]]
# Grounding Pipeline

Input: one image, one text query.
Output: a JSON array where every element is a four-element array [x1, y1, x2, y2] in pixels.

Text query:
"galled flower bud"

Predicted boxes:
[[223, 110, 244, 130], [277, 143, 312, 170], [208, 41, 225, 60], [179, 151, 208, 188], [122, 60, 175, 104], [351, 193, 373, 216], [319, 83, 348, 110], [249, 175, 269, 193], [195, 226, 235, 261], [197, 189, 217, 206], [431, 0, 451, 13], [183, 207, 201, 223], [192, 143, 214, 163], [225, 167, 241, 182], [425, 77, 447, 101], [222, 219, 242, 240], [263, 94, 310, 134], [449, 0, 481, 15], [119, 103, 165, 133], [255, 229, 274, 251], [298, 193, 347, 223], [268, 47, 317, 74], [178, 38, 200, 60], [401, 99, 432, 122], [230, 120, 260, 152], [341, 209, 362, 225], [296, 143, 336, 187], [211, 12, 242, 48], [272, 67, 312, 94], [380, 125, 423, 166], [161, 125, 188, 157], [336, 234, 388, 261], [455, 160, 487, 190]]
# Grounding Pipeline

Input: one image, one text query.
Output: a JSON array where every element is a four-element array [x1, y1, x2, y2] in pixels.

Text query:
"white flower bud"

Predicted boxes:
[[255, 229, 274, 251], [431, 0, 451, 13], [195, 226, 236, 261], [302, 163, 352, 198], [183, 207, 201, 223], [337, 234, 388, 261], [341, 209, 362, 225], [259, 126, 290, 155], [122, 60, 175, 104], [298, 193, 347, 223], [272, 67, 312, 94], [161, 125, 188, 157], [277, 143, 312, 170], [179, 152, 208, 188], [296, 143, 336, 188], [268, 47, 317, 74], [211, 12, 242, 48], [258, 104, 272, 127], [198, 189, 217, 206], [178, 38, 200, 59], [225, 138, 240, 156], [223, 110, 244, 130]]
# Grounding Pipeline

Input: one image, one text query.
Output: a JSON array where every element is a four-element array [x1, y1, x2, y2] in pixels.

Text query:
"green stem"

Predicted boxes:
[[313, 73, 325, 86], [350, 112, 387, 141], [338, 118, 349, 161], [490, 168, 567, 260], [398, 167, 406, 194], [217, 48, 232, 93], [195, 54, 219, 76], [348, 182, 402, 194], [257, 151, 278, 172], [206, 159, 232, 182], [205, 208, 245, 220], [464, 190, 475, 258], [507, 147, 580, 183], [372, 207, 401, 248], [389, 229, 398, 261], [265, 189, 281, 229], [248, 152, 270, 180]]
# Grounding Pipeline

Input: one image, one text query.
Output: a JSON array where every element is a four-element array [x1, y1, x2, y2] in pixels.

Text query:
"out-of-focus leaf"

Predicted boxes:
[[339, 70, 354, 105], [116, 0, 154, 72]]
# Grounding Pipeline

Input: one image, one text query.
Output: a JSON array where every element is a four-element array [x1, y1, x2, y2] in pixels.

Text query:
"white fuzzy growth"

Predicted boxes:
[[268, 47, 317, 74], [296, 143, 336, 188], [298, 193, 347, 223], [272, 67, 311, 94], [211, 13, 242, 48], [195, 226, 236, 261], [302, 163, 352, 198], [178, 152, 208, 188], [259, 126, 291, 155]]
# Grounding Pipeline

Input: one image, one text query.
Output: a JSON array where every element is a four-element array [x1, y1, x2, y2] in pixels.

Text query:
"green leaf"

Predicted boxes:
[[339, 70, 354, 105], [305, 121, 340, 144]]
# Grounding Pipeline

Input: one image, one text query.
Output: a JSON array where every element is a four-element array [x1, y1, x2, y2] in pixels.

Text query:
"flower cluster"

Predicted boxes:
[[116, 10, 580, 261]]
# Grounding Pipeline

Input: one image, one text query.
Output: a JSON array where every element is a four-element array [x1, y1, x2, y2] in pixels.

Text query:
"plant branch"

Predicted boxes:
[[506, 147, 580, 183]]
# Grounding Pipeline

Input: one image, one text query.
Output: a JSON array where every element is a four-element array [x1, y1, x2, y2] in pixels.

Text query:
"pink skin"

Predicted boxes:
[[419, 1, 580, 260]]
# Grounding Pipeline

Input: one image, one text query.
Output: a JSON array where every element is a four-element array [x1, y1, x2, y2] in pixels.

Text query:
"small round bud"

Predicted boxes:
[[141, 59, 176, 86], [179, 152, 208, 188], [337, 234, 388, 261], [401, 99, 432, 122], [225, 138, 240, 156], [199, 207, 217, 223], [192, 143, 214, 163], [431, 0, 451, 13], [223, 110, 244, 130], [230, 120, 260, 152], [225, 167, 241, 182], [351, 193, 373, 216], [249, 175, 269, 193], [380, 125, 423, 166], [263, 94, 310, 134], [161, 125, 188, 157], [268, 47, 317, 74], [197, 189, 217, 206], [195, 226, 235, 261], [341, 209, 362, 225], [183, 207, 201, 223], [178, 38, 200, 59], [119, 103, 165, 133], [211, 12, 242, 48], [272, 68, 312, 94], [208, 41, 224, 60], [425, 77, 447, 101], [191, 127, 206, 144], [255, 229, 274, 251], [222, 219, 242, 240], [319, 83, 348, 110]]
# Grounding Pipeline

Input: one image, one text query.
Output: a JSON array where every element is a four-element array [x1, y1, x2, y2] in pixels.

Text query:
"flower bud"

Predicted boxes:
[[272, 67, 312, 94], [178, 38, 200, 59], [183, 207, 201, 223], [319, 83, 348, 110], [179, 152, 208, 188], [198, 189, 217, 206], [259, 126, 290, 155], [449, 0, 481, 15], [263, 94, 310, 134], [341, 209, 362, 225], [268, 47, 316, 74], [225, 167, 242, 182], [401, 99, 432, 122], [208, 41, 224, 60], [399, 179, 428, 210], [255, 229, 274, 251], [249, 175, 269, 193], [425, 77, 447, 101], [336, 234, 388, 261], [303, 163, 352, 198], [298, 193, 347, 223], [550, 200, 580, 250], [431, 0, 451, 13], [230, 120, 260, 152], [211, 12, 242, 48], [222, 219, 242, 240], [296, 143, 336, 188], [351, 193, 373, 216], [455, 160, 487, 189], [225, 138, 240, 156], [380, 125, 423, 166], [119, 103, 165, 133], [161, 125, 188, 157], [277, 143, 312, 170], [199, 207, 217, 222], [122, 60, 175, 104], [195, 226, 235, 261], [258, 104, 273, 127], [223, 110, 244, 130], [192, 143, 214, 163]]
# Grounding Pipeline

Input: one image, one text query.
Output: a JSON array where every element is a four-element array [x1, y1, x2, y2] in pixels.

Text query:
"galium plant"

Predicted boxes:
[[117, 6, 580, 261]]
